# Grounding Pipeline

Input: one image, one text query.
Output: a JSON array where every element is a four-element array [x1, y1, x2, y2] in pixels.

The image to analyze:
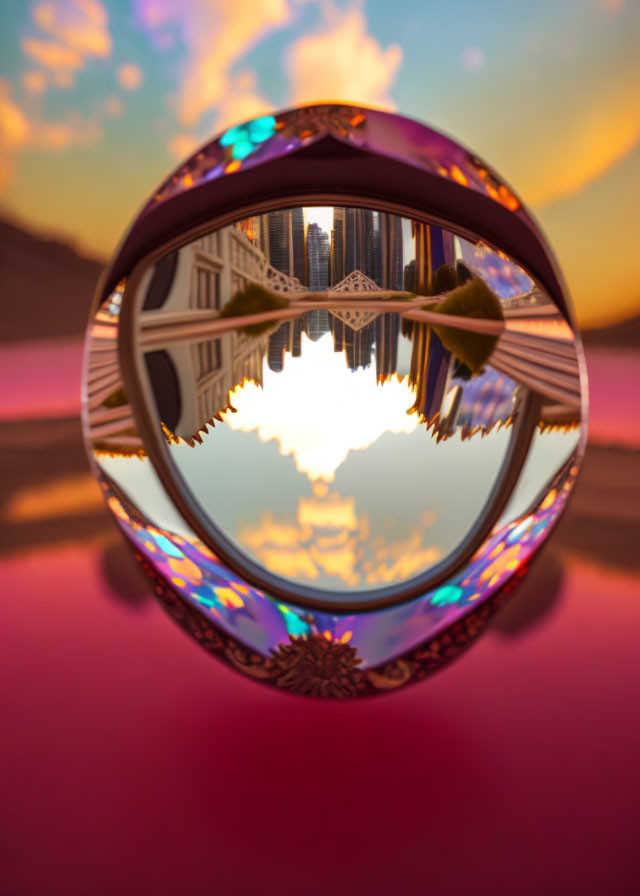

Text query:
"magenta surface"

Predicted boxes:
[[1, 338, 638, 894]]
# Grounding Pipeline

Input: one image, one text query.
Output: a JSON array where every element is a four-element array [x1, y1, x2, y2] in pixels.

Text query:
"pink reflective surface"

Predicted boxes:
[[1, 341, 638, 895]]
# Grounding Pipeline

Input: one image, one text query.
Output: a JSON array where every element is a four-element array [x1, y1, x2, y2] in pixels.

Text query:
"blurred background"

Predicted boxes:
[[1, 2, 638, 894]]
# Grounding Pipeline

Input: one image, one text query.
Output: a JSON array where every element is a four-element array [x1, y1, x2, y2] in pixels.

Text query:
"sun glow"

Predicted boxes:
[[222, 333, 419, 482], [303, 206, 334, 235]]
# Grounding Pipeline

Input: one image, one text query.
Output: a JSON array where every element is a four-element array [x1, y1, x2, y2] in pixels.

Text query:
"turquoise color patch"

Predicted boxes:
[[231, 139, 255, 160], [151, 532, 184, 558], [430, 584, 464, 607]]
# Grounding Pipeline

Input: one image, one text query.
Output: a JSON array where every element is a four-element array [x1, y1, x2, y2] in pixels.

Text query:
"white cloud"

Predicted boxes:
[[224, 333, 417, 482], [286, 7, 402, 109]]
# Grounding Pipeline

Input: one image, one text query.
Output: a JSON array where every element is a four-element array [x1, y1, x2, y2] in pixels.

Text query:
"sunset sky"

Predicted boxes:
[[1, 0, 639, 327]]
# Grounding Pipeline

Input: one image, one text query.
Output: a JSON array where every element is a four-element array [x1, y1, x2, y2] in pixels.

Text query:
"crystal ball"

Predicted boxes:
[[82, 104, 587, 697]]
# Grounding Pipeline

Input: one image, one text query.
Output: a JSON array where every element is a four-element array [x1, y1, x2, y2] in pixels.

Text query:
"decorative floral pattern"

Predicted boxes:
[[92, 450, 578, 696], [136, 547, 515, 698]]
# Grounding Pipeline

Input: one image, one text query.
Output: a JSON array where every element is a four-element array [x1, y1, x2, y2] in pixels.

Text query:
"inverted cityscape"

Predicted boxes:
[[88, 206, 582, 599]]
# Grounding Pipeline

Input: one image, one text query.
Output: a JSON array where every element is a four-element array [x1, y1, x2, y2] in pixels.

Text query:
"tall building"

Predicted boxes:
[[331, 207, 404, 289], [304, 309, 330, 341], [267, 208, 305, 285], [346, 321, 376, 371], [236, 215, 269, 257], [267, 318, 304, 371], [403, 259, 417, 293], [379, 213, 404, 290], [267, 322, 290, 372], [306, 222, 331, 291], [409, 325, 452, 422], [330, 207, 345, 285], [343, 208, 379, 282], [375, 313, 400, 382], [330, 314, 376, 371], [412, 222, 456, 292]]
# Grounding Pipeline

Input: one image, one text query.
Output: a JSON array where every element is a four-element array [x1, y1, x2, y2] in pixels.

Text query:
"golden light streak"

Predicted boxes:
[[3, 472, 103, 522]]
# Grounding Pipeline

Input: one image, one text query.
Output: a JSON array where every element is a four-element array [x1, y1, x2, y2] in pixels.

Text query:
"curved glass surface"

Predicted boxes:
[[94, 205, 582, 608]]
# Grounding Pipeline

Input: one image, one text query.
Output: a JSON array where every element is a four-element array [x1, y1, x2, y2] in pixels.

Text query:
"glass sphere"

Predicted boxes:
[[82, 104, 587, 697]]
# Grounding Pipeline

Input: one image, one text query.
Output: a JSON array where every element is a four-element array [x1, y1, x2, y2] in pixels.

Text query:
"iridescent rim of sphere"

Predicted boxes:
[[82, 104, 587, 696], [96, 103, 574, 327]]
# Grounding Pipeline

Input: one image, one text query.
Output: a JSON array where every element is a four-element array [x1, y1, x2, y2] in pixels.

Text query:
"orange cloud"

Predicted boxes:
[[31, 0, 111, 59], [116, 63, 143, 90], [537, 143, 640, 327], [0, 80, 30, 149], [22, 37, 84, 70], [0, 78, 103, 193], [595, 0, 625, 11], [0, 80, 30, 192], [237, 486, 442, 588], [168, 68, 274, 155], [22, 70, 48, 94], [35, 114, 102, 150], [22, 0, 111, 78], [144, 2, 401, 149], [168, 133, 201, 158], [38, 121, 75, 149], [524, 86, 640, 208], [211, 70, 275, 134], [54, 69, 75, 89], [137, 0, 290, 127], [104, 95, 124, 118], [286, 8, 403, 109], [181, 0, 289, 126]]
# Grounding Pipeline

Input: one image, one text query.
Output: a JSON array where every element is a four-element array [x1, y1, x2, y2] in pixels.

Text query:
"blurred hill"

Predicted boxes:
[[0, 217, 105, 343], [581, 313, 640, 348]]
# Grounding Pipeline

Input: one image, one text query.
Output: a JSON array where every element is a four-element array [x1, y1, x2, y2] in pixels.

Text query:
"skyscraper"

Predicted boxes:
[[267, 321, 289, 372], [375, 313, 400, 382], [306, 222, 331, 291], [379, 213, 404, 290], [267, 318, 304, 371], [330, 207, 345, 285], [334, 207, 404, 289], [344, 320, 376, 371], [304, 309, 330, 341], [409, 325, 452, 422], [343, 208, 378, 281], [267, 208, 306, 285], [412, 222, 456, 292], [330, 313, 375, 371]]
